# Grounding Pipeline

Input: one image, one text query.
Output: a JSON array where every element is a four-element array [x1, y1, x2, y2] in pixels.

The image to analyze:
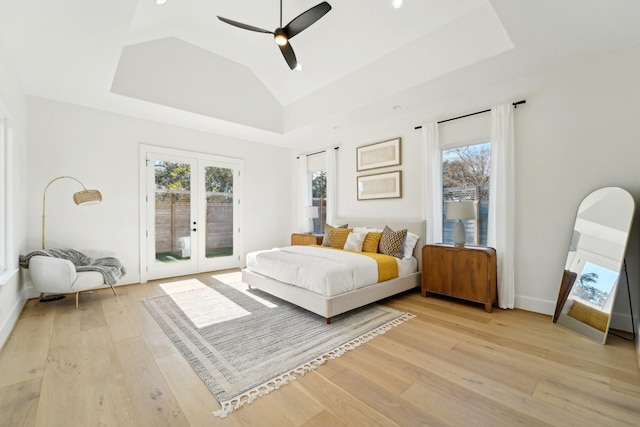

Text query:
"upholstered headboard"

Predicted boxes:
[[333, 218, 426, 272]]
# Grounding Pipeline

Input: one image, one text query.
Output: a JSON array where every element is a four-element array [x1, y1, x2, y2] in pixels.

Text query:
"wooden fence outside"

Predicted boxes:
[[155, 199, 233, 254]]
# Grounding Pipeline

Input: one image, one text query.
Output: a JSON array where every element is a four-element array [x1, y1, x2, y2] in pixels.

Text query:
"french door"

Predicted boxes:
[[141, 146, 243, 281]]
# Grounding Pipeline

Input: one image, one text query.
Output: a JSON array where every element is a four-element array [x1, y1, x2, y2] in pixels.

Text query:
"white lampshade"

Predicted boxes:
[[446, 201, 475, 221], [302, 206, 319, 234], [304, 206, 319, 219]]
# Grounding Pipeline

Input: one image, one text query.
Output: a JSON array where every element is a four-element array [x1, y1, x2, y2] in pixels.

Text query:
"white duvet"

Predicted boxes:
[[245, 245, 417, 297]]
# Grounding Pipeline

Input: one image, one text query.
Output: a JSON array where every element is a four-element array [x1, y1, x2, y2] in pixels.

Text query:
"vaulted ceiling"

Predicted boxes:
[[1, 0, 639, 147]]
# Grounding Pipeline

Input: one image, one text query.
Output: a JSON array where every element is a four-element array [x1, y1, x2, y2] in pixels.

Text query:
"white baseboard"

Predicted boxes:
[[609, 312, 637, 333], [515, 295, 555, 316], [0, 294, 27, 351]]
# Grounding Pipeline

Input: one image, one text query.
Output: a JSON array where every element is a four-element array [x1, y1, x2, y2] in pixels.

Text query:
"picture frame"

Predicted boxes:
[[356, 137, 401, 171], [357, 171, 402, 200]]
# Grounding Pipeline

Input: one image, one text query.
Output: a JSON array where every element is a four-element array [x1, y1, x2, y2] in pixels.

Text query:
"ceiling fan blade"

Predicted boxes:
[[278, 42, 298, 70], [283, 1, 331, 39], [217, 16, 273, 34]]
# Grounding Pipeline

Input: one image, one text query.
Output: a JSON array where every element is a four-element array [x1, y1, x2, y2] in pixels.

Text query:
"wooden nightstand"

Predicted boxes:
[[422, 244, 497, 312], [291, 233, 323, 246]]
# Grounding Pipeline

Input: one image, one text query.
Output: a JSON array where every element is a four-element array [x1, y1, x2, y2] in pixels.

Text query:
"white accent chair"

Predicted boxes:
[[176, 236, 191, 258], [29, 249, 119, 309]]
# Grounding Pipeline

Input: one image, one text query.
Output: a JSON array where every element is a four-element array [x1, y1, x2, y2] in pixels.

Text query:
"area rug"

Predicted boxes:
[[142, 276, 414, 417]]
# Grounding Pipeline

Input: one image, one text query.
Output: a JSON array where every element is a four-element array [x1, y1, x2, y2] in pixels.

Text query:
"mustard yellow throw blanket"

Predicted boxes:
[[356, 251, 399, 282]]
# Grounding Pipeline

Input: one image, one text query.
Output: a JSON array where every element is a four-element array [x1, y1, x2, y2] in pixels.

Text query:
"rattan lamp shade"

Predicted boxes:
[[73, 189, 102, 205], [42, 176, 102, 248]]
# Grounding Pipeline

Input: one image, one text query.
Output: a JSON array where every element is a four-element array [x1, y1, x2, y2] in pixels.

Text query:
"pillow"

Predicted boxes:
[[330, 228, 353, 249], [402, 232, 420, 259], [362, 232, 382, 253], [379, 226, 407, 258], [322, 223, 348, 246], [343, 231, 367, 251]]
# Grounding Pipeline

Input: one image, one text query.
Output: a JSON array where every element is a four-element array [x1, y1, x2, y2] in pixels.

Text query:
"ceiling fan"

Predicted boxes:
[[217, 1, 332, 70]]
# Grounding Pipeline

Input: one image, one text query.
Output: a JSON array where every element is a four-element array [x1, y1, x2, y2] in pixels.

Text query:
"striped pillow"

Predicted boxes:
[[379, 226, 407, 258]]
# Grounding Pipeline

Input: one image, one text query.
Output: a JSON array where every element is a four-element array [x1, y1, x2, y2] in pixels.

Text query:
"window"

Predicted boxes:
[[311, 170, 327, 234], [442, 142, 490, 246], [305, 151, 327, 235]]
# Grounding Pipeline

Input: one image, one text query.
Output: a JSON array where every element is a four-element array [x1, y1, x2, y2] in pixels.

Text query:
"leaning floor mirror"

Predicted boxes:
[[553, 187, 635, 344]]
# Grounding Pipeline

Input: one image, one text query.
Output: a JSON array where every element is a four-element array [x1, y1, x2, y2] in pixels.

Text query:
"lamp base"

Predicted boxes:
[[453, 220, 467, 247]]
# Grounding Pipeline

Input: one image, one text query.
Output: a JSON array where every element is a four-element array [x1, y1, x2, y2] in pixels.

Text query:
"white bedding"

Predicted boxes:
[[245, 245, 417, 297]]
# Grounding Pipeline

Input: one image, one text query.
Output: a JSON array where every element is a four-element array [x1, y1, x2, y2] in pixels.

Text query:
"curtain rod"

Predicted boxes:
[[296, 146, 339, 159], [414, 100, 526, 130]]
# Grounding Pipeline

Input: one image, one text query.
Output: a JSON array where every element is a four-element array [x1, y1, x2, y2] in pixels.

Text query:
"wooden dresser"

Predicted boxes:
[[422, 244, 497, 312], [291, 233, 323, 246]]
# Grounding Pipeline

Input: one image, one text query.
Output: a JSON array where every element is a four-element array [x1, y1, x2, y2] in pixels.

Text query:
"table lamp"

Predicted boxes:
[[446, 201, 475, 247]]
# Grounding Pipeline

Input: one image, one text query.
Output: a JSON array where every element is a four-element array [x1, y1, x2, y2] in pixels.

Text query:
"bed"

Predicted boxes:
[[242, 219, 425, 323]]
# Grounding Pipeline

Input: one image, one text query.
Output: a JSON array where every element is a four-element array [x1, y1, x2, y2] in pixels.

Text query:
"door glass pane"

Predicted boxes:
[[205, 166, 233, 258], [155, 160, 191, 262]]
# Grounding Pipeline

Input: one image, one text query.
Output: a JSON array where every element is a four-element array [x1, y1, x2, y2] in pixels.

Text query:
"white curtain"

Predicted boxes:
[[325, 148, 337, 226], [421, 123, 442, 244], [488, 104, 515, 309], [298, 155, 309, 232]]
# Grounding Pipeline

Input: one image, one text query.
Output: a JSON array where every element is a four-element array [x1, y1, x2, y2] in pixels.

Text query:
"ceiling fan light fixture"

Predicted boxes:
[[274, 29, 288, 46], [218, 2, 331, 69]]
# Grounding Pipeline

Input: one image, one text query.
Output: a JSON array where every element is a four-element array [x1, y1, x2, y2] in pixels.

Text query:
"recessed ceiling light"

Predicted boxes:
[[156, 0, 167, 5], [391, 0, 403, 9]]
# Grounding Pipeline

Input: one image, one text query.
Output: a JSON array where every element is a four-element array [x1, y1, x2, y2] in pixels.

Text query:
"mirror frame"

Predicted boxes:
[[553, 187, 635, 344]]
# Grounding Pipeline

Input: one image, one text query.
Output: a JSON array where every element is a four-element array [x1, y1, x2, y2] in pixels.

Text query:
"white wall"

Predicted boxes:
[[292, 45, 640, 338], [25, 97, 292, 287], [0, 61, 27, 350]]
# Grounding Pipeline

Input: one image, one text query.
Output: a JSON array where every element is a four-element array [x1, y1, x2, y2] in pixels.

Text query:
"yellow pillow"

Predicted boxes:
[[330, 228, 353, 249], [322, 223, 348, 246], [362, 232, 382, 253]]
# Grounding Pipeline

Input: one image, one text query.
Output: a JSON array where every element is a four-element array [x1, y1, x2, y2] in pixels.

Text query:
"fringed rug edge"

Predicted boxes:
[[212, 312, 416, 418]]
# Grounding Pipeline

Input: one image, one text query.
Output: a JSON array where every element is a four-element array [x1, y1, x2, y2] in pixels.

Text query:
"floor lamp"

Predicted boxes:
[[40, 176, 102, 302], [41, 176, 102, 249]]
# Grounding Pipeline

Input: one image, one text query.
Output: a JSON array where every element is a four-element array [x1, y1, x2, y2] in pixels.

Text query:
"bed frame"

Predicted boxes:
[[242, 218, 425, 323]]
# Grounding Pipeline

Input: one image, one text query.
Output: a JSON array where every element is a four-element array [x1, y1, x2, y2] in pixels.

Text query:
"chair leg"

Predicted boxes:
[[75, 292, 79, 309], [110, 285, 118, 297]]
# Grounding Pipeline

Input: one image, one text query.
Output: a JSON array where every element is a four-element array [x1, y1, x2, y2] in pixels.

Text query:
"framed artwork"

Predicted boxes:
[[356, 137, 401, 171], [357, 171, 402, 200]]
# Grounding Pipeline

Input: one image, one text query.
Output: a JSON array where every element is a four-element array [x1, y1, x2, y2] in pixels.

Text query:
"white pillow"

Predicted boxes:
[[402, 232, 420, 259], [344, 231, 367, 251]]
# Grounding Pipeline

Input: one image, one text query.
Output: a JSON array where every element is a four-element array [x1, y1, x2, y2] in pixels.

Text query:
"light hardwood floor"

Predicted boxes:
[[1, 270, 639, 427]]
